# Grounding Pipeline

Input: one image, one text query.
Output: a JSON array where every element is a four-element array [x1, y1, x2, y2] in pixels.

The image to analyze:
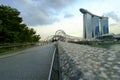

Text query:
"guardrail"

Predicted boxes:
[[0, 43, 40, 53], [0, 43, 37, 48], [0, 42, 52, 53], [48, 47, 56, 80]]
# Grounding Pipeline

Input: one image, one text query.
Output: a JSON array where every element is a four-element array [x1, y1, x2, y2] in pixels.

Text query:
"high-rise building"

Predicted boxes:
[[83, 13, 93, 39], [100, 17, 109, 35], [93, 16, 100, 37], [80, 8, 109, 39]]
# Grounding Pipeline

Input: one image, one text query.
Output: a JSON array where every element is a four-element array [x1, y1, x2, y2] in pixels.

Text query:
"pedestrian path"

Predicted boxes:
[[0, 44, 55, 80]]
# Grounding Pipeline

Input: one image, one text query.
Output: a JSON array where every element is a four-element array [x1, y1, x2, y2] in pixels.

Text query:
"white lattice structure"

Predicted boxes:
[[55, 30, 82, 42], [45, 30, 82, 42]]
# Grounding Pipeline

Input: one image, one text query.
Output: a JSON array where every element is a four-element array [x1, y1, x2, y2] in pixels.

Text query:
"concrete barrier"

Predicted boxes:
[[58, 42, 120, 80]]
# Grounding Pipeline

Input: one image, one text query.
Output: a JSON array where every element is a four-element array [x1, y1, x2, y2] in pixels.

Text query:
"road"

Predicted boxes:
[[0, 44, 55, 80]]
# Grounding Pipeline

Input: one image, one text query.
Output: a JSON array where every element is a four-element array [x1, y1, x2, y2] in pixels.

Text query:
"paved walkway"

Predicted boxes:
[[0, 44, 55, 80]]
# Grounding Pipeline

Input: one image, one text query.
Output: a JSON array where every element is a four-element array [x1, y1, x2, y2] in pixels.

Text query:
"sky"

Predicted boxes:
[[0, 0, 120, 40]]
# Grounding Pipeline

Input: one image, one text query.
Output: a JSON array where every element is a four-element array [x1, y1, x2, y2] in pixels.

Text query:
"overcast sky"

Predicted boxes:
[[0, 0, 120, 40]]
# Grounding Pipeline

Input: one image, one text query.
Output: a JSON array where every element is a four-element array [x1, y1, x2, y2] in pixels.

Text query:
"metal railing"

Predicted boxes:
[[48, 47, 56, 80], [0, 43, 40, 53]]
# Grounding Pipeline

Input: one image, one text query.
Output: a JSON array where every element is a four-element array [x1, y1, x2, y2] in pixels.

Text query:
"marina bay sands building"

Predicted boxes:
[[80, 8, 109, 39]]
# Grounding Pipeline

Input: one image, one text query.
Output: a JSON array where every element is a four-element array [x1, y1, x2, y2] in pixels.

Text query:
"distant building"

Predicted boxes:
[[100, 17, 109, 35], [80, 8, 109, 39]]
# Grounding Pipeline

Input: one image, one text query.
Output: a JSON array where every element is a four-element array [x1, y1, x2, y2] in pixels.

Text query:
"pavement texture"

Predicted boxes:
[[58, 42, 120, 80], [0, 44, 55, 80]]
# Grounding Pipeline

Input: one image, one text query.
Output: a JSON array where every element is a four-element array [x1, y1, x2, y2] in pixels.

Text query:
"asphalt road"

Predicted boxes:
[[0, 44, 55, 80]]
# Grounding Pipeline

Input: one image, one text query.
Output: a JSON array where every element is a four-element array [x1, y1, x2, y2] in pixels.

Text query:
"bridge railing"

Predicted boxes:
[[0, 43, 39, 53], [48, 47, 56, 80]]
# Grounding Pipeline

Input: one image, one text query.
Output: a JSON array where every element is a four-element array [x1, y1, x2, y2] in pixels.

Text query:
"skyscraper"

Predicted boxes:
[[100, 17, 109, 35], [83, 13, 93, 39], [93, 16, 100, 37], [80, 8, 109, 39]]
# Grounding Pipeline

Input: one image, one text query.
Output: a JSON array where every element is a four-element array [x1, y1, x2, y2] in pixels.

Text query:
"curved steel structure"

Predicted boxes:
[[45, 30, 82, 42], [55, 30, 66, 37]]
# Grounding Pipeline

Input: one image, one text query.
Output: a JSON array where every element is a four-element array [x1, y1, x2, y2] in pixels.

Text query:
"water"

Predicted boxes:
[[91, 44, 120, 51], [107, 44, 120, 51]]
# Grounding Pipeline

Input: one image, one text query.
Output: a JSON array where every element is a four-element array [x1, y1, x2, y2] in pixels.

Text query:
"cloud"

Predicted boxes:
[[46, 0, 75, 10], [103, 11, 120, 22], [64, 13, 74, 18], [110, 26, 120, 34], [5, 0, 76, 26], [110, 24, 118, 27], [31, 16, 83, 40]]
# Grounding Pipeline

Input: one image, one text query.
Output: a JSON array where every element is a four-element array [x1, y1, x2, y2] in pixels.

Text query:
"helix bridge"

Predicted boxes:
[[45, 30, 82, 42]]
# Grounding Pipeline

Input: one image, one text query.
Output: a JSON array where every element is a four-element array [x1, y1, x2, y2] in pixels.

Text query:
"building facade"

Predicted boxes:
[[100, 17, 109, 35], [80, 8, 109, 39]]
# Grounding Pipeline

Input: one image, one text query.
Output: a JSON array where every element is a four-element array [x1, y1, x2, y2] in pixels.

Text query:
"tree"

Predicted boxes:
[[0, 5, 41, 43]]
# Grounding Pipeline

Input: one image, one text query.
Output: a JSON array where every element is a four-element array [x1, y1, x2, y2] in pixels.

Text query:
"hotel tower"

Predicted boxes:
[[80, 8, 109, 39]]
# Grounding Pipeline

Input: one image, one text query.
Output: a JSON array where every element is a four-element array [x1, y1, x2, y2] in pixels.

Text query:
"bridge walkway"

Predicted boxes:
[[0, 44, 55, 80]]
